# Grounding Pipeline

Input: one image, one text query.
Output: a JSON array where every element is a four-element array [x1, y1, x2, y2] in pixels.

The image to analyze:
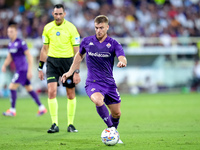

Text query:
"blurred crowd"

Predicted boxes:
[[0, 0, 200, 40]]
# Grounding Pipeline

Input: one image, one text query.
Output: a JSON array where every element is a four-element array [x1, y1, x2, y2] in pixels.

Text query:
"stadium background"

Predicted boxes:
[[0, 0, 200, 97]]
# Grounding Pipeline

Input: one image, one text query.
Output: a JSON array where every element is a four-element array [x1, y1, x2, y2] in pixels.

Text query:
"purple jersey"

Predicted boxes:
[[8, 38, 28, 72], [80, 35, 125, 87]]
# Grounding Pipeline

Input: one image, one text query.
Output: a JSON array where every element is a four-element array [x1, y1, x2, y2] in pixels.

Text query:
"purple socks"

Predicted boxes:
[[110, 115, 120, 129], [96, 104, 113, 127], [29, 91, 41, 106], [10, 90, 17, 108]]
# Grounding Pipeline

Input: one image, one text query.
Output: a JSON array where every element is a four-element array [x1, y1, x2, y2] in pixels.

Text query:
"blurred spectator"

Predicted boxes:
[[1, 84, 9, 98], [0, 0, 199, 41], [141, 76, 158, 93], [118, 76, 131, 93], [191, 60, 200, 91]]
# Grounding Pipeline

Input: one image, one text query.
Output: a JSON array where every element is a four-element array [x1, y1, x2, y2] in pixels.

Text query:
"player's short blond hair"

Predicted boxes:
[[8, 24, 17, 30], [94, 15, 109, 24]]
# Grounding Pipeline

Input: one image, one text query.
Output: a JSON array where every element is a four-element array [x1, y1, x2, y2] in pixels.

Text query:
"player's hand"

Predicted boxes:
[[27, 70, 33, 80], [73, 73, 81, 84], [61, 72, 72, 83], [1, 65, 6, 72], [117, 61, 127, 68], [38, 70, 44, 80]]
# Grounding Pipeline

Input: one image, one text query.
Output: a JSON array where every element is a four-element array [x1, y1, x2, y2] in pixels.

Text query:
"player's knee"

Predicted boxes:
[[25, 85, 33, 92], [48, 88, 57, 99], [113, 111, 121, 118], [95, 101, 104, 106], [91, 98, 104, 106], [66, 92, 75, 99]]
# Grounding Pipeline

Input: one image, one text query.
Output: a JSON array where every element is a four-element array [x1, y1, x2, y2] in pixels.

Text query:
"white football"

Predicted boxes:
[[101, 127, 119, 146]]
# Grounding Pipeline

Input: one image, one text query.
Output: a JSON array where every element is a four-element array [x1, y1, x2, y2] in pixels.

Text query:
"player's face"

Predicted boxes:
[[52, 8, 66, 25], [7, 27, 17, 41], [95, 22, 109, 41]]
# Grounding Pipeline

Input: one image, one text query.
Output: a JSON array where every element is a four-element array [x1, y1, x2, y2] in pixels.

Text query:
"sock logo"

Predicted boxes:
[[104, 117, 108, 121]]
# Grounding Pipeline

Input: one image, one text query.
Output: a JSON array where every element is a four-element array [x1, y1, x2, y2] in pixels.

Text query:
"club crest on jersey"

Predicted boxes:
[[56, 32, 60, 36], [106, 43, 111, 48]]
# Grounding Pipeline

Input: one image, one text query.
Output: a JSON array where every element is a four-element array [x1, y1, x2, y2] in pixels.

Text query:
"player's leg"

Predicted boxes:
[[46, 57, 59, 133], [47, 82, 59, 133], [106, 88, 123, 144], [62, 57, 78, 132], [105, 87, 121, 129], [66, 86, 78, 132], [90, 92, 113, 128], [107, 103, 123, 144], [24, 83, 47, 116], [2, 82, 19, 116], [107, 103, 121, 129]]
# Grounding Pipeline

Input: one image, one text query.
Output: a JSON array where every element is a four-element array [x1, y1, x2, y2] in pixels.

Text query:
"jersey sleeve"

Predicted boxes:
[[79, 38, 86, 55], [114, 40, 125, 57], [70, 24, 80, 46], [42, 26, 49, 44], [21, 40, 28, 52]]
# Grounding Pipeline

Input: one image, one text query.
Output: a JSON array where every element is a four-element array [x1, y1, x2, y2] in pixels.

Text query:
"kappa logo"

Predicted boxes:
[[91, 88, 96, 91], [106, 43, 111, 48], [89, 42, 94, 45]]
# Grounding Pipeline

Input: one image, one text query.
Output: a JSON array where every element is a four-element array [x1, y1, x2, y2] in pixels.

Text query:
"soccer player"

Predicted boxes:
[[38, 4, 80, 133], [2, 24, 47, 117], [61, 15, 127, 143]]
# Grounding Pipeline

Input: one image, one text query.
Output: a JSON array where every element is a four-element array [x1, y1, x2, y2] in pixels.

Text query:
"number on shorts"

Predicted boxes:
[[116, 88, 121, 100], [12, 73, 19, 83]]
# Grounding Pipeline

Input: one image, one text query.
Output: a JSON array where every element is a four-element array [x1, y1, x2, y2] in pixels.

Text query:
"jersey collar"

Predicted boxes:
[[54, 19, 66, 26], [94, 35, 110, 43]]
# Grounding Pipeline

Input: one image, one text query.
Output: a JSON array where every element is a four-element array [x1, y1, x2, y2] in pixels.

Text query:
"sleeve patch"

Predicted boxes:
[[75, 37, 80, 45]]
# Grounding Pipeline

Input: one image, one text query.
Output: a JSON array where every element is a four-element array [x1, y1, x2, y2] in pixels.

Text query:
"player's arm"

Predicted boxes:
[[38, 44, 49, 80], [39, 44, 49, 68], [73, 46, 79, 55], [72, 46, 81, 84], [73, 46, 81, 70], [61, 52, 85, 83], [1, 53, 12, 72], [117, 56, 127, 68], [24, 49, 33, 79]]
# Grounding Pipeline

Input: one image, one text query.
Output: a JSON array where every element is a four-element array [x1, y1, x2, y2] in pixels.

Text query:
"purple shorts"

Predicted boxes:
[[11, 71, 31, 86], [85, 82, 121, 105]]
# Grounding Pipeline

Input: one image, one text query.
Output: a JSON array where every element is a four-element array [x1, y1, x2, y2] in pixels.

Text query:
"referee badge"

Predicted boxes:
[[56, 31, 60, 36], [67, 79, 72, 84]]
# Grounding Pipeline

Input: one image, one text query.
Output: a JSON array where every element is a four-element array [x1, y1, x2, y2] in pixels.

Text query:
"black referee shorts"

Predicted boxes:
[[46, 56, 75, 88]]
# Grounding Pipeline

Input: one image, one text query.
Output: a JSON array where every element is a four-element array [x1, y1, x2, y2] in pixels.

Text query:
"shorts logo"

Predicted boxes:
[[67, 79, 72, 84], [56, 32, 60, 36], [91, 88, 96, 91]]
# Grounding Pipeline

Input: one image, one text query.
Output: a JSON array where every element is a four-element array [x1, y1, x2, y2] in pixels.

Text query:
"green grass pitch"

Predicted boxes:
[[0, 93, 200, 150]]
